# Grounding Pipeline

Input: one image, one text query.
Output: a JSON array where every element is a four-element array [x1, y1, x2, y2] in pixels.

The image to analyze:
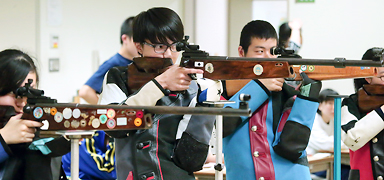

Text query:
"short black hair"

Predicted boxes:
[[239, 20, 278, 54], [132, 7, 184, 44], [318, 88, 339, 103], [278, 22, 291, 48], [0, 49, 38, 96], [120, 16, 135, 44], [354, 47, 384, 92]]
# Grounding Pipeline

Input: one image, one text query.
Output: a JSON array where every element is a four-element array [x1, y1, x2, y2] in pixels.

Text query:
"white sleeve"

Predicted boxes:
[[98, 72, 127, 105], [124, 80, 164, 106], [341, 106, 384, 151]]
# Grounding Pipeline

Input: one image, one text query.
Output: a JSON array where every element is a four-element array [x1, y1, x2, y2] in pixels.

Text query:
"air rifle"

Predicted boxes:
[[0, 79, 250, 132], [127, 36, 382, 93]]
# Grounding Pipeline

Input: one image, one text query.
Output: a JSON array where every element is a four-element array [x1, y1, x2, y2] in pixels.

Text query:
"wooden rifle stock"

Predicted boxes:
[[358, 84, 384, 113], [180, 57, 380, 81], [0, 103, 250, 132], [0, 104, 153, 132], [0, 76, 250, 133], [180, 57, 293, 80], [128, 57, 295, 93], [129, 57, 380, 97]]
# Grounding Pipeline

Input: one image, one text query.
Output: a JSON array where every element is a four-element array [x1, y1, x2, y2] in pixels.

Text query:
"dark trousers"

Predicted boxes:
[[2, 149, 53, 180]]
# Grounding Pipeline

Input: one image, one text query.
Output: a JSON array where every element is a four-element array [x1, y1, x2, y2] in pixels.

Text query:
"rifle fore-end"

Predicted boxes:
[[291, 65, 377, 81]]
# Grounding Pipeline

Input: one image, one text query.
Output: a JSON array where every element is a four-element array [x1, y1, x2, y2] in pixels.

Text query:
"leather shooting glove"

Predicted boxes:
[[299, 72, 322, 101]]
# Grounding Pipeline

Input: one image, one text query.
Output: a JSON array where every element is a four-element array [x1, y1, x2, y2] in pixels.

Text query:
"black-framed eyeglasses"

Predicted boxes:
[[143, 42, 178, 53]]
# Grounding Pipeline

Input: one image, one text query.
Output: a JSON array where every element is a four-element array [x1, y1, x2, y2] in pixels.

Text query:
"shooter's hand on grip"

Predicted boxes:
[[0, 114, 43, 144], [155, 65, 204, 91]]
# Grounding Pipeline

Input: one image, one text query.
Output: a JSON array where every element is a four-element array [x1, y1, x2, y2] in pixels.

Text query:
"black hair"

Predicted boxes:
[[0, 49, 38, 96], [120, 16, 135, 44], [132, 7, 184, 45], [239, 20, 278, 54], [353, 47, 384, 92], [318, 88, 339, 103], [278, 22, 291, 48], [317, 88, 339, 115]]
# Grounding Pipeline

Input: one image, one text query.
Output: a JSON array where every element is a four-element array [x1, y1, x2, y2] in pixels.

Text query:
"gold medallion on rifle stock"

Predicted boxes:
[[205, 63, 214, 73], [253, 64, 263, 76]]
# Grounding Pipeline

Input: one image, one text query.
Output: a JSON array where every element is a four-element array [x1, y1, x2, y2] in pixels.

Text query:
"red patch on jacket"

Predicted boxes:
[[349, 143, 373, 180]]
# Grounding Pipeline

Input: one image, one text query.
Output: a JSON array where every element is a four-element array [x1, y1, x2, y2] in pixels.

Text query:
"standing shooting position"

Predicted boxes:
[[341, 47, 384, 180], [222, 20, 321, 180], [98, 7, 222, 180], [0, 49, 70, 180]]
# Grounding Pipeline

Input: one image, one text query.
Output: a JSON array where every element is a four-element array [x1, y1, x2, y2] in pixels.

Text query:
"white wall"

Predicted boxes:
[[289, 0, 384, 95], [0, 0, 37, 56], [252, 0, 288, 31], [228, 0, 253, 57], [37, 0, 183, 102], [195, 0, 228, 56]]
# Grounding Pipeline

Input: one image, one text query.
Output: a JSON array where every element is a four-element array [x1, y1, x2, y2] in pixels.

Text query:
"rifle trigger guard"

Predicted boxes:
[[334, 57, 346, 68]]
